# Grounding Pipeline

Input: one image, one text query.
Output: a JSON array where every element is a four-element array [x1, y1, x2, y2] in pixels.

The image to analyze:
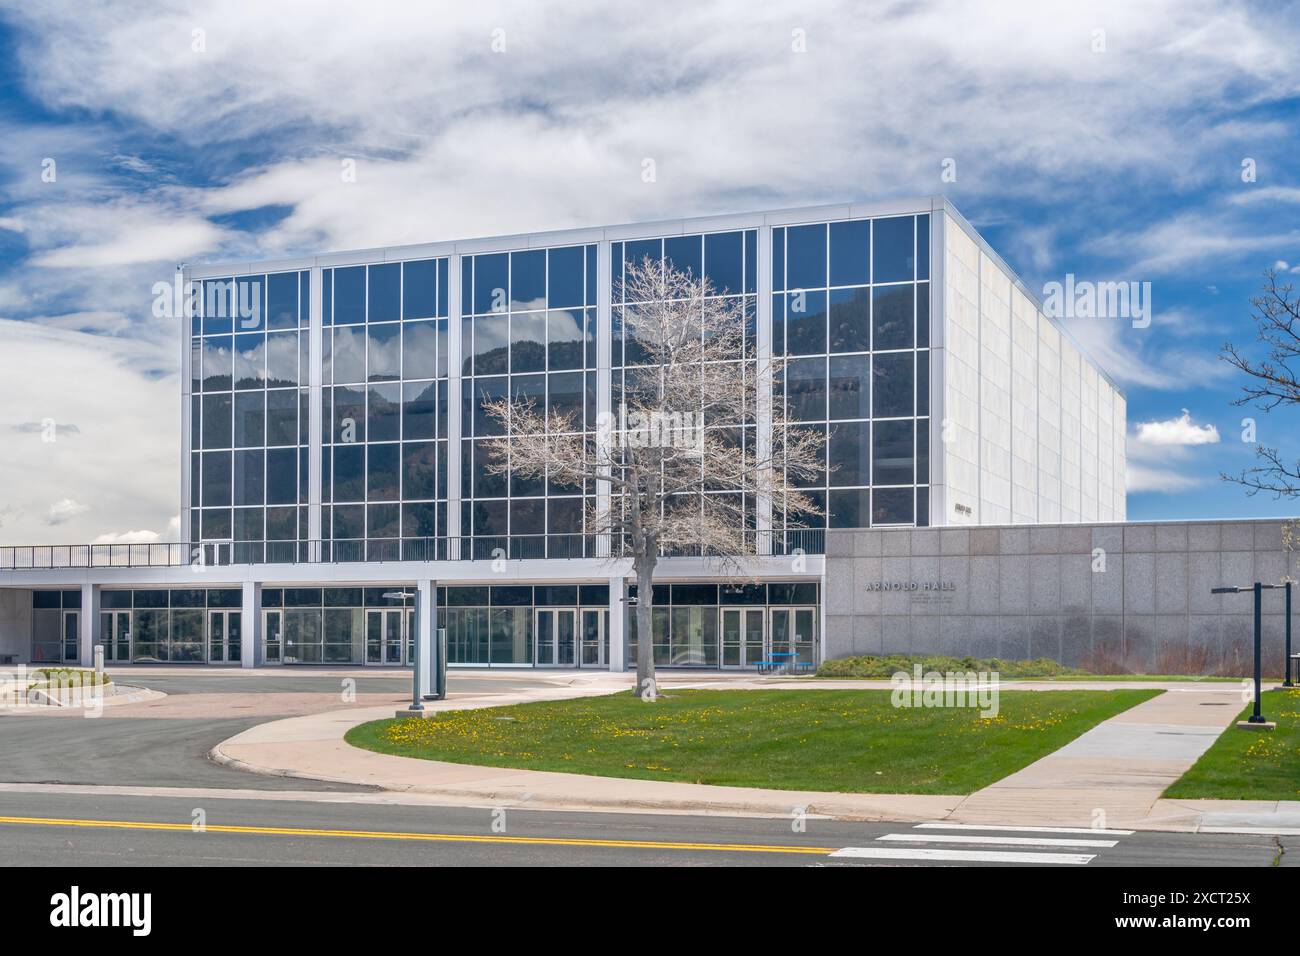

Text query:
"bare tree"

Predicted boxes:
[[1222, 271, 1300, 496], [479, 257, 824, 699]]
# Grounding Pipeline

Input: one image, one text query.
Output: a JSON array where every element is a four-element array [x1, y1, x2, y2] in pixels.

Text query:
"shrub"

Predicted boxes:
[[29, 668, 112, 688], [816, 654, 1092, 679]]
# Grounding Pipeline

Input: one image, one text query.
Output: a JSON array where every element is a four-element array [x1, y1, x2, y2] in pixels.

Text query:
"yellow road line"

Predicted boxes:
[[0, 815, 835, 856]]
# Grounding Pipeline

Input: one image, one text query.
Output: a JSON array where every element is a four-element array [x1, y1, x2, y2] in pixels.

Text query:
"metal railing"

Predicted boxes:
[[0, 529, 824, 571]]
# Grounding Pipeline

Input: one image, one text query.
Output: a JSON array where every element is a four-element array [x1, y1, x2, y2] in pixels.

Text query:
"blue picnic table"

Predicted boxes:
[[769, 651, 796, 674]]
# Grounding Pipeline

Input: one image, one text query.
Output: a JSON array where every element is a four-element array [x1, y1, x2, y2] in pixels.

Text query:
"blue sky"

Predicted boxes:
[[0, 0, 1298, 543]]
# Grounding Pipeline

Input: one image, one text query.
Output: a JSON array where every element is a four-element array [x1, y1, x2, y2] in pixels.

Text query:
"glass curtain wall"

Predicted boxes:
[[460, 245, 598, 559], [191, 272, 311, 560], [439, 584, 610, 665], [261, 587, 415, 663], [771, 214, 930, 529], [322, 259, 450, 561], [92, 588, 242, 663], [30, 588, 80, 664], [609, 231, 759, 550], [626, 582, 819, 667]]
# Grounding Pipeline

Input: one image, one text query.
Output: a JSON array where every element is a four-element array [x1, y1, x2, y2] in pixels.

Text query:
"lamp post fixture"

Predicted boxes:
[[1211, 582, 1282, 727], [383, 590, 421, 715]]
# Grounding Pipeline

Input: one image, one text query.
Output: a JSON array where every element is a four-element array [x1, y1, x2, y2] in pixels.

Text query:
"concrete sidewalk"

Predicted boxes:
[[211, 678, 1296, 833], [948, 685, 1258, 830]]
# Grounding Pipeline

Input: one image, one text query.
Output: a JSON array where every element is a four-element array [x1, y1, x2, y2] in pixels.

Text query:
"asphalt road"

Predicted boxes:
[[0, 789, 1291, 867], [0, 715, 366, 790], [0, 672, 562, 792]]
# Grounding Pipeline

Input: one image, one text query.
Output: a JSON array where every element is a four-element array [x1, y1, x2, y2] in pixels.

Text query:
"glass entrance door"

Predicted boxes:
[[535, 609, 576, 667], [366, 609, 406, 665], [98, 610, 131, 663], [720, 608, 766, 668], [208, 610, 242, 663], [579, 609, 607, 667], [263, 610, 282, 663], [62, 611, 79, 664], [770, 607, 817, 667], [406, 608, 415, 667]]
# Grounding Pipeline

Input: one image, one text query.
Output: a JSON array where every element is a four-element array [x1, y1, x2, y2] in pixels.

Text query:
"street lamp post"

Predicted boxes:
[[1211, 582, 1281, 727], [383, 590, 421, 715]]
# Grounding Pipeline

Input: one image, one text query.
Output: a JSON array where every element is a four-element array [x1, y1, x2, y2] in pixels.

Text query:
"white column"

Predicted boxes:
[[755, 225, 773, 554], [79, 583, 98, 667], [308, 266, 324, 549], [180, 266, 193, 530], [607, 575, 625, 671], [417, 579, 435, 697], [240, 581, 260, 668], [928, 199, 945, 527], [595, 239, 613, 558], [446, 255, 463, 558]]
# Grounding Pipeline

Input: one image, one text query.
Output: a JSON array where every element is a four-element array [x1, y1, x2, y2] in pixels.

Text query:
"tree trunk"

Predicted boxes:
[[633, 550, 657, 700]]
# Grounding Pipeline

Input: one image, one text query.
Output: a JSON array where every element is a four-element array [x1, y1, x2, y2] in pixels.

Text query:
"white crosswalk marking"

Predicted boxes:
[[830, 847, 1096, 865], [877, 833, 1117, 848], [915, 822, 1135, 836], [830, 823, 1134, 866]]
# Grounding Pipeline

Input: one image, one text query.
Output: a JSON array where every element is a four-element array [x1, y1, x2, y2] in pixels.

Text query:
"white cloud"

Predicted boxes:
[[3, 0, 1298, 263], [1126, 463, 1205, 494], [0, 319, 177, 544], [25, 199, 229, 269], [91, 516, 180, 545], [1063, 314, 1234, 390], [1229, 186, 1300, 206], [1123, 431, 1211, 494], [1086, 211, 1300, 276], [1135, 410, 1221, 445], [45, 497, 89, 525]]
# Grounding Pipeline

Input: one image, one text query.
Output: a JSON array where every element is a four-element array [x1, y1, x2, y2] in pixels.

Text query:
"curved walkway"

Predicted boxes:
[[211, 676, 1295, 832]]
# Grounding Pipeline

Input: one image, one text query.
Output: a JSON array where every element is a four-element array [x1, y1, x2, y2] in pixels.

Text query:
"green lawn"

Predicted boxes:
[[1163, 688, 1300, 800], [347, 688, 1160, 795]]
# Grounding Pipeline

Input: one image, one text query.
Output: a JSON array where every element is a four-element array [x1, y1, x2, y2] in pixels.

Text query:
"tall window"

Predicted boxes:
[[191, 271, 310, 559], [322, 258, 450, 560], [772, 214, 930, 528], [610, 230, 760, 538], [460, 245, 598, 558]]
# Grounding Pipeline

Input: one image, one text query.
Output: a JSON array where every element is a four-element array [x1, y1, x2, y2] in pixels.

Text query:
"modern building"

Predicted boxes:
[[0, 197, 1128, 673]]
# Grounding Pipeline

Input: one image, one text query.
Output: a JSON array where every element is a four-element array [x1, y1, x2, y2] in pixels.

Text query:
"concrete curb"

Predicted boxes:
[[208, 743, 381, 791], [102, 685, 167, 706], [0, 684, 165, 714]]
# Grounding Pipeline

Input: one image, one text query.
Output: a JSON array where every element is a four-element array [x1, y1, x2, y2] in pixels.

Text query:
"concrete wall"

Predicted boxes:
[[824, 519, 1298, 676], [938, 212, 1125, 528]]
